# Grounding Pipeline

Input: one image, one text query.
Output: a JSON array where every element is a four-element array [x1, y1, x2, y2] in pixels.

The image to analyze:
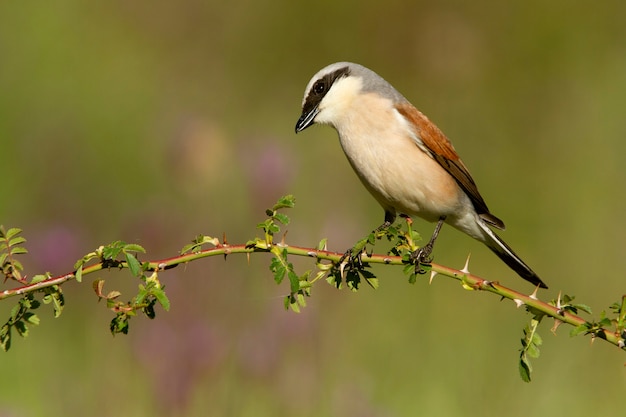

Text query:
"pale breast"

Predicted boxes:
[[335, 94, 465, 221]]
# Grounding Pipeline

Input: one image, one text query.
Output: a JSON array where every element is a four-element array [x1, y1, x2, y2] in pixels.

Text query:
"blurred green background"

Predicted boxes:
[[1, 1, 625, 416]]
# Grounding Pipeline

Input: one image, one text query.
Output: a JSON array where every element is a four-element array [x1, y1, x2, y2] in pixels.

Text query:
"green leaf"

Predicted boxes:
[[10, 304, 21, 321], [269, 257, 287, 284], [287, 270, 299, 293], [123, 243, 146, 253], [43, 287, 65, 318], [14, 320, 28, 337], [273, 212, 290, 225], [360, 269, 379, 289], [9, 246, 28, 255], [143, 299, 157, 319], [153, 287, 171, 311], [272, 195, 296, 210], [296, 292, 307, 307], [0, 324, 11, 352], [23, 312, 40, 326], [125, 252, 143, 277], [110, 313, 129, 335], [570, 323, 589, 337], [573, 304, 593, 315], [8, 236, 26, 247], [5, 228, 23, 240], [102, 241, 125, 260], [526, 342, 540, 358], [519, 357, 531, 383], [28, 274, 46, 284], [74, 266, 83, 283]]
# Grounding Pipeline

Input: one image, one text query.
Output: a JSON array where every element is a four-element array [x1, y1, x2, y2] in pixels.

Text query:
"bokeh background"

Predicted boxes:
[[1, 1, 625, 416]]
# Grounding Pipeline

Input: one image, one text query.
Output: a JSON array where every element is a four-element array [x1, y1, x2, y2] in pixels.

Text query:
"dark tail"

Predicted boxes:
[[477, 221, 548, 289]]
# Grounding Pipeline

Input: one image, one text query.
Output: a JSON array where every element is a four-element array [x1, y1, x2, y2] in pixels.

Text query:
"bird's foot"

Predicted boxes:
[[409, 242, 435, 275]]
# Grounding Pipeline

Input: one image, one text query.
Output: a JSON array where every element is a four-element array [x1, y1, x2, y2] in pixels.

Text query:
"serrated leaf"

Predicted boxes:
[[570, 323, 589, 337], [9, 304, 21, 321], [9, 247, 28, 256], [288, 295, 301, 313], [144, 300, 156, 319], [269, 257, 286, 284], [531, 332, 543, 346], [519, 358, 531, 382], [180, 243, 196, 254], [11, 259, 23, 271], [23, 312, 40, 326], [123, 243, 146, 253], [5, 228, 23, 240], [153, 288, 170, 311], [30, 274, 47, 284], [268, 223, 280, 234], [125, 253, 143, 277], [273, 195, 296, 210], [273, 212, 290, 225], [110, 313, 129, 335], [296, 292, 306, 307], [0, 324, 11, 352], [526, 342, 540, 358], [102, 241, 125, 260], [75, 267, 83, 283], [14, 320, 28, 337], [573, 304, 593, 315], [8, 236, 26, 246], [288, 270, 299, 293]]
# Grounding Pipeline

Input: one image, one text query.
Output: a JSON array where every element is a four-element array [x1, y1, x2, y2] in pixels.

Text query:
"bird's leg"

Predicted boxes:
[[410, 216, 446, 273], [374, 210, 396, 233], [339, 211, 396, 266]]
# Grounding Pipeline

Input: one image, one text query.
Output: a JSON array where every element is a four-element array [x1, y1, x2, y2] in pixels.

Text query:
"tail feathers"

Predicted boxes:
[[477, 221, 548, 289]]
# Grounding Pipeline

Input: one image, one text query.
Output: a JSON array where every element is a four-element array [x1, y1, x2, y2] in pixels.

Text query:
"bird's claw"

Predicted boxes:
[[338, 247, 365, 270], [410, 243, 434, 275]]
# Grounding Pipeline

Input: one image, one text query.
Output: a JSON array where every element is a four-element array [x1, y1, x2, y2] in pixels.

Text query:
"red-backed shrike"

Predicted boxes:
[[295, 62, 547, 288]]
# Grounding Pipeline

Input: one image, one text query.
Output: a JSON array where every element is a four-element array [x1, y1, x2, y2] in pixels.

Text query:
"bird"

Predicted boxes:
[[295, 62, 547, 289]]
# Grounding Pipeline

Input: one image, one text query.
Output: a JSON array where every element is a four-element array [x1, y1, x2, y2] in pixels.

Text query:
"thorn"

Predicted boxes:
[[281, 230, 288, 245], [429, 270, 438, 284], [513, 299, 525, 308], [339, 260, 347, 281], [551, 318, 564, 334], [307, 251, 316, 257], [529, 285, 539, 300], [461, 253, 471, 274], [222, 232, 228, 245], [246, 252, 250, 264], [618, 339, 625, 349], [556, 291, 565, 315], [383, 257, 391, 264]]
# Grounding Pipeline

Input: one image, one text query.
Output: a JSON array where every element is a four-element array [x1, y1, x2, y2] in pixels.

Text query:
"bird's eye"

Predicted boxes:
[[313, 80, 326, 94]]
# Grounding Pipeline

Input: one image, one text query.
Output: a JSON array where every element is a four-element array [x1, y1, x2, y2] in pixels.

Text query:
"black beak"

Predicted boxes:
[[294, 106, 319, 133]]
